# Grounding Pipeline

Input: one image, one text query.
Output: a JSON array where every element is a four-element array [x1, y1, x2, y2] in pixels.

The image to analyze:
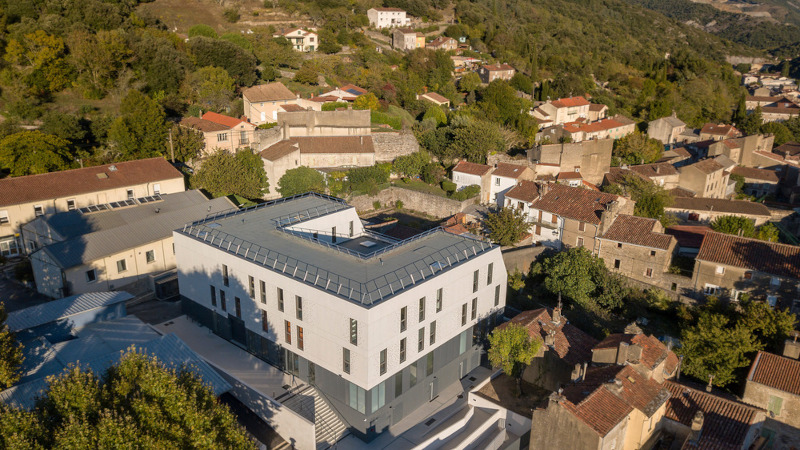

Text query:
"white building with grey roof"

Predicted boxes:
[[26, 190, 234, 299], [174, 192, 507, 443]]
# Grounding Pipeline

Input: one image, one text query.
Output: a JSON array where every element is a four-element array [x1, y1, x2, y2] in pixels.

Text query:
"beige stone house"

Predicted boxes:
[[477, 63, 515, 83], [0, 158, 184, 258], [693, 231, 800, 306], [647, 114, 686, 145], [743, 348, 800, 444], [392, 28, 424, 51], [531, 96, 591, 127], [699, 123, 742, 141], [706, 133, 774, 167], [665, 197, 772, 226], [275, 109, 371, 139], [605, 163, 680, 190], [179, 112, 257, 156], [274, 28, 318, 52], [528, 139, 613, 185], [243, 82, 306, 125], [451, 161, 493, 203], [731, 166, 780, 197], [678, 158, 730, 199], [596, 215, 678, 286], [426, 36, 457, 51], [558, 116, 636, 142], [27, 190, 233, 298], [417, 92, 450, 107]]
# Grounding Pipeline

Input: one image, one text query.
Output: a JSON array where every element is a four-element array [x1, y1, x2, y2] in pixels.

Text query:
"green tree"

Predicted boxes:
[[757, 223, 780, 242], [277, 166, 325, 197], [732, 94, 747, 125], [354, 93, 380, 111], [108, 90, 168, 161], [188, 24, 218, 38], [678, 310, 759, 388], [510, 72, 533, 94], [191, 150, 269, 199], [188, 66, 236, 111], [422, 106, 447, 127], [760, 121, 793, 146], [188, 37, 258, 86], [740, 300, 796, 352], [739, 106, 762, 136], [488, 323, 540, 396], [67, 29, 131, 98], [392, 151, 430, 177], [40, 111, 87, 145], [458, 72, 481, 93], [0, 305, 23, 389], [613, 131, 663, 165], [710, 215, 756, 238], [603, 173, 673, 226], [317, 29, 342, 54], [169, 124, 205, 162], [0, 351, 253, 448], [448, 120, 505, 163], [530, 247, 612, 308], [485, 207, 531, 246], [4, 30, 72, 95], [0, 131, 72, 176], [294, 62, 319, 85]]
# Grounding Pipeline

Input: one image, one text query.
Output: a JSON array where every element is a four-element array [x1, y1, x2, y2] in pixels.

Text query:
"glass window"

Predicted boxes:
[[343, 348, 350, 374], [400, 306, 407, 332], [220, 290, 227, 311], [248, 276, 255, 298], [461, 303, 467, 326], [0, 211, 8, 224], [471, 298, 477, 320], [419, 297, 425, 322], [296, 296, 303, 320], [260, 280, 266, 304], [409, 361, 417, 386], [395, 373, 403, 397], [487, 263, 493, 285], [145, 250, 155, 263], [285, 320, 291, 344], [222, 265, 229, 286], [153, 184, 160, 195], [126, 189, 134, 199], [400, 338, 406, 363], [210, 286, 217, 307], [418, 328, 425, 352], [578, 221, 585, 232], [426, 352, 434, 376], [436, 288, 443, 312], [349, 220, 354, 237], [459, 330, 468, 354], [430, 321, 436, 345], [217, 133, 228, 142], [261, 310, 268, 332], [34, 205, 44, 216], [350, 319, 358, 346], [278, 288, 284, 311], [645, 268, 653, 278], [380, 349, 387, 375], [494, 285, 500, 306], [297, 326, 304, 350], [577, 237, 584, 247], [116, 259, 127, 273], [348, 382, 364, 413], [473, 270, 479, 292], [371, 381, 386, 413], [614, 259, 621, 269], [235, 297, 241, 318], [86, 269, 97, 283], [67, 199, 76, 211]]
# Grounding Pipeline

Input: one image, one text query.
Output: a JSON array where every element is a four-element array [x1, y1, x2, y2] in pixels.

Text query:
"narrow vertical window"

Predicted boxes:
[[380, 349, 387, 375], [426, 352, 434, 376], [473, 270, 479, 292], [297, 326, 304, 350], [220, 290, 227, 311], [487, 263, 493, 285], [210, 286, 217, 307], [350, 319, 358, 345], [248, 276, 255, 298], [222, 265, 229, 286], [260, 280, 266, 304], [471, 297, 477, 320], [400, 338, 407, 363], [418, 328, 425, 352], [436, 288, 443, 312], [285, 320, 292, 344], [430, 321, 436, 345], [461, 303, 467, 326], [278, 288, 284, 311], [494, 285, 501, 306], [400, 306, 407, 332], [349, 220, 354, 237], [296, 296, 303, 320], [419, 297, 425, 322], [343, 348, 351, 374], [261, 310, 268, 332], [332, 226, 337, 243], [235, 297, 241, 318]]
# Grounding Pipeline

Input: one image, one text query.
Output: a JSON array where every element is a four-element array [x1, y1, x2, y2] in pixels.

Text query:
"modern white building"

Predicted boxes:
[[175, 193, 506, 442], [367, 7, 410, 29]]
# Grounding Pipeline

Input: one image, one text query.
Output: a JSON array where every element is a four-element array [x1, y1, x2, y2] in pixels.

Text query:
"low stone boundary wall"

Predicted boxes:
[[349, 186, 475, 218]]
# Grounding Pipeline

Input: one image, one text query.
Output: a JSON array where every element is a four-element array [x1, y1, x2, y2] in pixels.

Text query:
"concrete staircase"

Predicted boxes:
[[279, 385, 349, 450]]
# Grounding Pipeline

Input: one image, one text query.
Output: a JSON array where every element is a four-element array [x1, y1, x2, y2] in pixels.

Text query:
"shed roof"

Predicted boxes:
[[453, 161, 492, 176], [600, 215, 674, 250], [747, 351, 800, 396], [696, 231, 800, 279]]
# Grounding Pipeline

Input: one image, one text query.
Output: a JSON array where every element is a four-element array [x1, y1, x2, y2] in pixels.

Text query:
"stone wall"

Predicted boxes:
[[486, 153, 532, 168], [253, 127, 283, 152], [372, 132, 419, 162], [501, 245, 548, 275], [349, 186, 474, 218]]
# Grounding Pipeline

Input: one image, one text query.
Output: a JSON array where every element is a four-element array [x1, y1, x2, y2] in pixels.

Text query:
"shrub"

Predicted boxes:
[[348, 165, 389, 187], [441, 180, 457, 193], [373, 201, 381, 210], [322, 102, 349, 111], [395, 200, 404, 209], [451, 184, 480, 200], [223, 8, 240, 23], [188, 24, 218, 38]]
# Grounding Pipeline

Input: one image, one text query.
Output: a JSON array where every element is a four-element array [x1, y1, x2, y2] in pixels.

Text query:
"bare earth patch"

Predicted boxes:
[[475, 373, 551, 417]]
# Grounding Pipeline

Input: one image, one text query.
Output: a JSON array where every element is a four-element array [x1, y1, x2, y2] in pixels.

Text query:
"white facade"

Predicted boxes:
[[490, 175, 519, 206], [452, 171, 483, 192], [503, 195, 562, 249], [367, 8, 410, 29]]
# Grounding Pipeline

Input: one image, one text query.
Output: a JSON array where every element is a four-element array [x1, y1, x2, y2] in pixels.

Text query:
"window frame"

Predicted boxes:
[[297, 326, 304, 350], [400, 338, 407, 363], [278, 288, 284, 311], [430, 321, 436, 345], [285, 320, 292, 344], [296, 296, 303, 320], [400, 306, 407, 332], [343, 348, 351, 374], [418, 328, 425, 352], [380, 349, 387, 375], [471, 297, 477, 320], [461, 303, 467, 326], [145, 250, 155, 264], [350, 318, 358, 346], [419, 297, 425, 322], [116, 259, 127, 273], [86, 269, 97, 283], [261, 310, 268, 332], [436, 288, 443, 312], [210, 285, 217, 307]]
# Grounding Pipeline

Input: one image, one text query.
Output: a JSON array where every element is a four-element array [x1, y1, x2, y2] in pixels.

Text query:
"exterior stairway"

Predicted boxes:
[[280, 385, 349, 450]]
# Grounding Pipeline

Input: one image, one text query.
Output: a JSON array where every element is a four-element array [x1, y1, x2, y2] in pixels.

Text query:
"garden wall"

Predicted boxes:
[[349, 186, 474, 218], [372, 131, 419, 162]]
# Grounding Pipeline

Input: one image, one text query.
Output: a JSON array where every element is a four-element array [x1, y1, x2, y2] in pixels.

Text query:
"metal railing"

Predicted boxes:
[[273, 202, 351, 227]]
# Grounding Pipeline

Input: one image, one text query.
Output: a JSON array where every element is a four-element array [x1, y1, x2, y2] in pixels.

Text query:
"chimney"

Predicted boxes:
[[544, 329, 556, 347], [600, 200, 621, 235], [706, 375, 713, 392], [552, 293, 562, 324], [655, 165, 660, 174], [783, 331, 800, 359], [689, 411, 704, 443], [616, 342, 629, 365]]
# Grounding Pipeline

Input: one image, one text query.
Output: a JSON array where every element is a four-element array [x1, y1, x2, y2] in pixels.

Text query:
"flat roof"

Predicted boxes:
[[178, 193, 496, 307], [5, 291, 133, 333]]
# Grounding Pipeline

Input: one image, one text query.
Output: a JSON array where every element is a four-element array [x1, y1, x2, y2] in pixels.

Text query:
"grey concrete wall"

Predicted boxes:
[[372, 132, 419, 162], [501, 246, 547, 275], [349, 187, 476, 218], [253, 127, 283, 152]]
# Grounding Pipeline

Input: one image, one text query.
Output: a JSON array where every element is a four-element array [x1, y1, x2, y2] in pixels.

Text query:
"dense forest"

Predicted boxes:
[[0, 0, 786, 177]]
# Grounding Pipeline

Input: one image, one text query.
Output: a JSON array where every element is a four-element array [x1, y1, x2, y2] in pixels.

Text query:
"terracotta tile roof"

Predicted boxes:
[[667, 197, 770, 216], [201, 111, 244, 128], [774, 141, 800, 158], [530, 184, 623, 224], [338, 84, 368, 95], [242, 82, 296, 103], [279, 104, 306, 112], [730, 166, 779, 183], [427, 36, 456, 48], [700, 123, 740, 137], [557, 172, 583, 180], [498, 308, 598, 366], [632, 333, 680, 374], [600, 215, 674, 250], [453, 161, 492, 176], [551, 96, 590, 108], [482, 63, 514, 72], [504, 180, 540, 203], [372, 7, 405, 11], [696, 231, 800, 279], [0, 158, 182, 207], [569, 117, 630, 134], [666, 225, 712, 249], [560, 365, 670, 436], [747, 351, 800, 396], [672, 147, 692, 158], [669, 187, 697, 198], [746, 95, 782, 102], [761, 106, 800, 115], [492, 163, 530, 179], [179, 117, 229, 133], [664, 381, 763, 450], [604, 167, 649, 186], [629, 163, 678, 178], [582, 180, 601, 191], [684, 158, 724, 174], [443, 223, 469, 235], [420, 92, 450, 104], [589, 103, 607, 112], [259, 140, 299, 161], [309, 95, 345, 103]]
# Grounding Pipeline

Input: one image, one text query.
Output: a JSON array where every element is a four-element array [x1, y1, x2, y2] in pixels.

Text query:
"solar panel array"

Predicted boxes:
[[77, 194, 163, 214]]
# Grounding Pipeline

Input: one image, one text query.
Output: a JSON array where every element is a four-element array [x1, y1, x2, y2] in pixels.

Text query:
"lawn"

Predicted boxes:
[[394, 179, 448, 197]]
